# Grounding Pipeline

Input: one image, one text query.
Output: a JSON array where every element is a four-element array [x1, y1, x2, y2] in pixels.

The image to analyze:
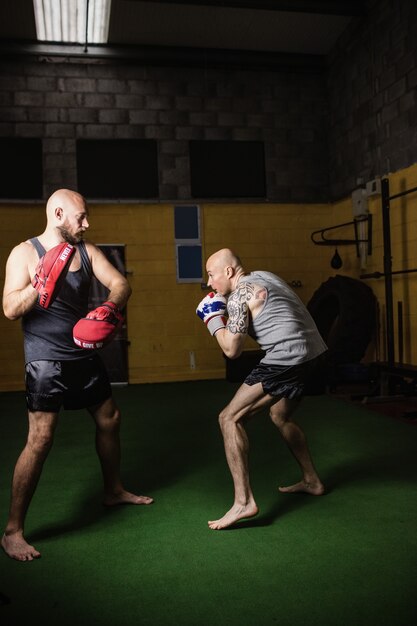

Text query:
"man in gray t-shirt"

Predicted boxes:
[[196, 248, 327, 530]]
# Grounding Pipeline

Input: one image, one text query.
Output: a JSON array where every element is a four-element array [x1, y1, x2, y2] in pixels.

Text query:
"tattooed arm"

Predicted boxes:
[[214, 282, 266, 358]]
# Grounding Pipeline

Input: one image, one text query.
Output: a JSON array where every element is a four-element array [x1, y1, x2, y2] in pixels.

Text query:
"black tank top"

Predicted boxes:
[[22, 238, 93, 363]]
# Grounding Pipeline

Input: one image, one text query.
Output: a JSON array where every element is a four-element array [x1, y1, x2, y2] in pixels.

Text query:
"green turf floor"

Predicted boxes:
[[1, 380, 417, 625]]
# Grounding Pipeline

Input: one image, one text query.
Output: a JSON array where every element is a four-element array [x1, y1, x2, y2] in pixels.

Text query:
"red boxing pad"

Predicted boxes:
[[73, 301, 123, 349], [32, 242, 75, 308]]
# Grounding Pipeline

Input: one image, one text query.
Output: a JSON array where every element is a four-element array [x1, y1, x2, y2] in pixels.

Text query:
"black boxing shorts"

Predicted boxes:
[[25, 354, 112, 412], [244, 352, 328, 399]]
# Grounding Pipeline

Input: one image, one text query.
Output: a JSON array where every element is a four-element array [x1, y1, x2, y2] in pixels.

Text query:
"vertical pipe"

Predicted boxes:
[[397, 301, 403, 364], [84, 0, 90, 53], [381, 177, 395, 367]]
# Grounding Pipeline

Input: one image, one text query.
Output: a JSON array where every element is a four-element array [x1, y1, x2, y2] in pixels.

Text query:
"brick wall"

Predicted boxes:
[[0, 59, 329, 203], [327, 0, 417, 200], [1, 0, 417, 204]]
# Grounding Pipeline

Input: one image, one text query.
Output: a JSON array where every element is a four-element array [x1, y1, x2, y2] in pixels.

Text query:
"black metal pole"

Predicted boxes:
[[398, 301, 403, 364], [84, 0, 90, 53], [381, 177, 395, 367], [360, 268, 417, 279]]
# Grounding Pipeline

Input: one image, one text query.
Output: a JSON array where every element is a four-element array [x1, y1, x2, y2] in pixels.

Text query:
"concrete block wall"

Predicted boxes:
[[1, 0, 417, 204], [0, 59, 329, 203], [327, 0, 417, 200]]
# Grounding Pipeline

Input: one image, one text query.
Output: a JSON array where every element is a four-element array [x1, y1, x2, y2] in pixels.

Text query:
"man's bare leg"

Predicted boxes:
[[89, 398, 153, 506], [2, 411, 58, 561], [208, 383, 272, 530], [270, 397, 325, 496], [208, 420, 258, 530]]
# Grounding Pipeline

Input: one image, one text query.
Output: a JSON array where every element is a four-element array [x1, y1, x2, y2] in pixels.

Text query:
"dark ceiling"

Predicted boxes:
[[0, 0, 367, 67]]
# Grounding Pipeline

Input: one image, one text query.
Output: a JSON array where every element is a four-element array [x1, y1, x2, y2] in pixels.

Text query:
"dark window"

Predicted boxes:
[[189, 140, 266, 198], [0, 138, 43, 199], [174, 204, 202, 283], [176, 245, 203, 282], [174, 205, 200, 240], [77, 139, 159, 199]]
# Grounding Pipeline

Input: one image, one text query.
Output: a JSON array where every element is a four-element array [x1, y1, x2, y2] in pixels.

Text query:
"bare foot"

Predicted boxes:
[[2, 532, 41, 562], [208, 502, 259, 530], [278, 480, 325, 496], [103, 490, 154, 506]]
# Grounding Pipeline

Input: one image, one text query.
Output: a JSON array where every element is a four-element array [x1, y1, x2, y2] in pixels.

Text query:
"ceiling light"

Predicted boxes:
[[33, 0, 111, 45]]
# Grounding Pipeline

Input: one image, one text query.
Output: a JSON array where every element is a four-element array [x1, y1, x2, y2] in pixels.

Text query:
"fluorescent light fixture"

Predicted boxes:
[[33, 0, 111, 44]]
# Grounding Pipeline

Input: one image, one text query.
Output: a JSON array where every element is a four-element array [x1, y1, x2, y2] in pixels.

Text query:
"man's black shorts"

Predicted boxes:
[[25, 354, 112, 412], [244, 352, 328, 399]]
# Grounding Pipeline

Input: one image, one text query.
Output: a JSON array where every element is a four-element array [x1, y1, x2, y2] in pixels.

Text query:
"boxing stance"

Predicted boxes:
[[196, 248, 327, 530], [2, 189, 153, 562]]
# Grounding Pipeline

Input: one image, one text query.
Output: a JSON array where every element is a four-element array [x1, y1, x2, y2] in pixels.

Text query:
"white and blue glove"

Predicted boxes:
[[196, 292, 227, 336]]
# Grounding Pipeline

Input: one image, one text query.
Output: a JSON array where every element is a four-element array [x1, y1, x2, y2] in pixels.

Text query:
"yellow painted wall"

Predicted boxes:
[[1, 205, 47, 391], [1, 165, 417, 391]]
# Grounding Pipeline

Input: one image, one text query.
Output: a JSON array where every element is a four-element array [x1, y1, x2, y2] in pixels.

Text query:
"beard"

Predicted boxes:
[[58, 225, 83, 245]]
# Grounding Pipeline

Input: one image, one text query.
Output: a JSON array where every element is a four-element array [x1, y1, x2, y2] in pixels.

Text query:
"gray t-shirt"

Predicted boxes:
[[237, 271, 327, 365], [22, 238, 93, 363]]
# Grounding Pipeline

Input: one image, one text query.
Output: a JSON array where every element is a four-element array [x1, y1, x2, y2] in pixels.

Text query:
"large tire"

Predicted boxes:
[[307, 274, 377, 366]]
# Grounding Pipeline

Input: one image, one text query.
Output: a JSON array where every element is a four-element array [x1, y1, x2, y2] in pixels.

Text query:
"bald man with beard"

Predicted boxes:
[[196, 249, 327, 530], [2, 189, 153, 562]]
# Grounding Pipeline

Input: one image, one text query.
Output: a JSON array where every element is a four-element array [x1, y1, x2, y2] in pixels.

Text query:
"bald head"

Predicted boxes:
[[206, 248, 245, 295], [45, 188, 89, 244], [207, 248, 242, 272], [46, 189, 85, 221]]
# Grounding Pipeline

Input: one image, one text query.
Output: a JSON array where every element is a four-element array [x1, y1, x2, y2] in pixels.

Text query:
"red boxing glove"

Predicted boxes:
[[32, 242, 75, 308], [73, 301, 124, 350]]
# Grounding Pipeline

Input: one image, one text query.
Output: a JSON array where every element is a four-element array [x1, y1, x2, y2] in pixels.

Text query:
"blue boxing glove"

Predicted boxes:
[[196, 292, 227, 336]]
